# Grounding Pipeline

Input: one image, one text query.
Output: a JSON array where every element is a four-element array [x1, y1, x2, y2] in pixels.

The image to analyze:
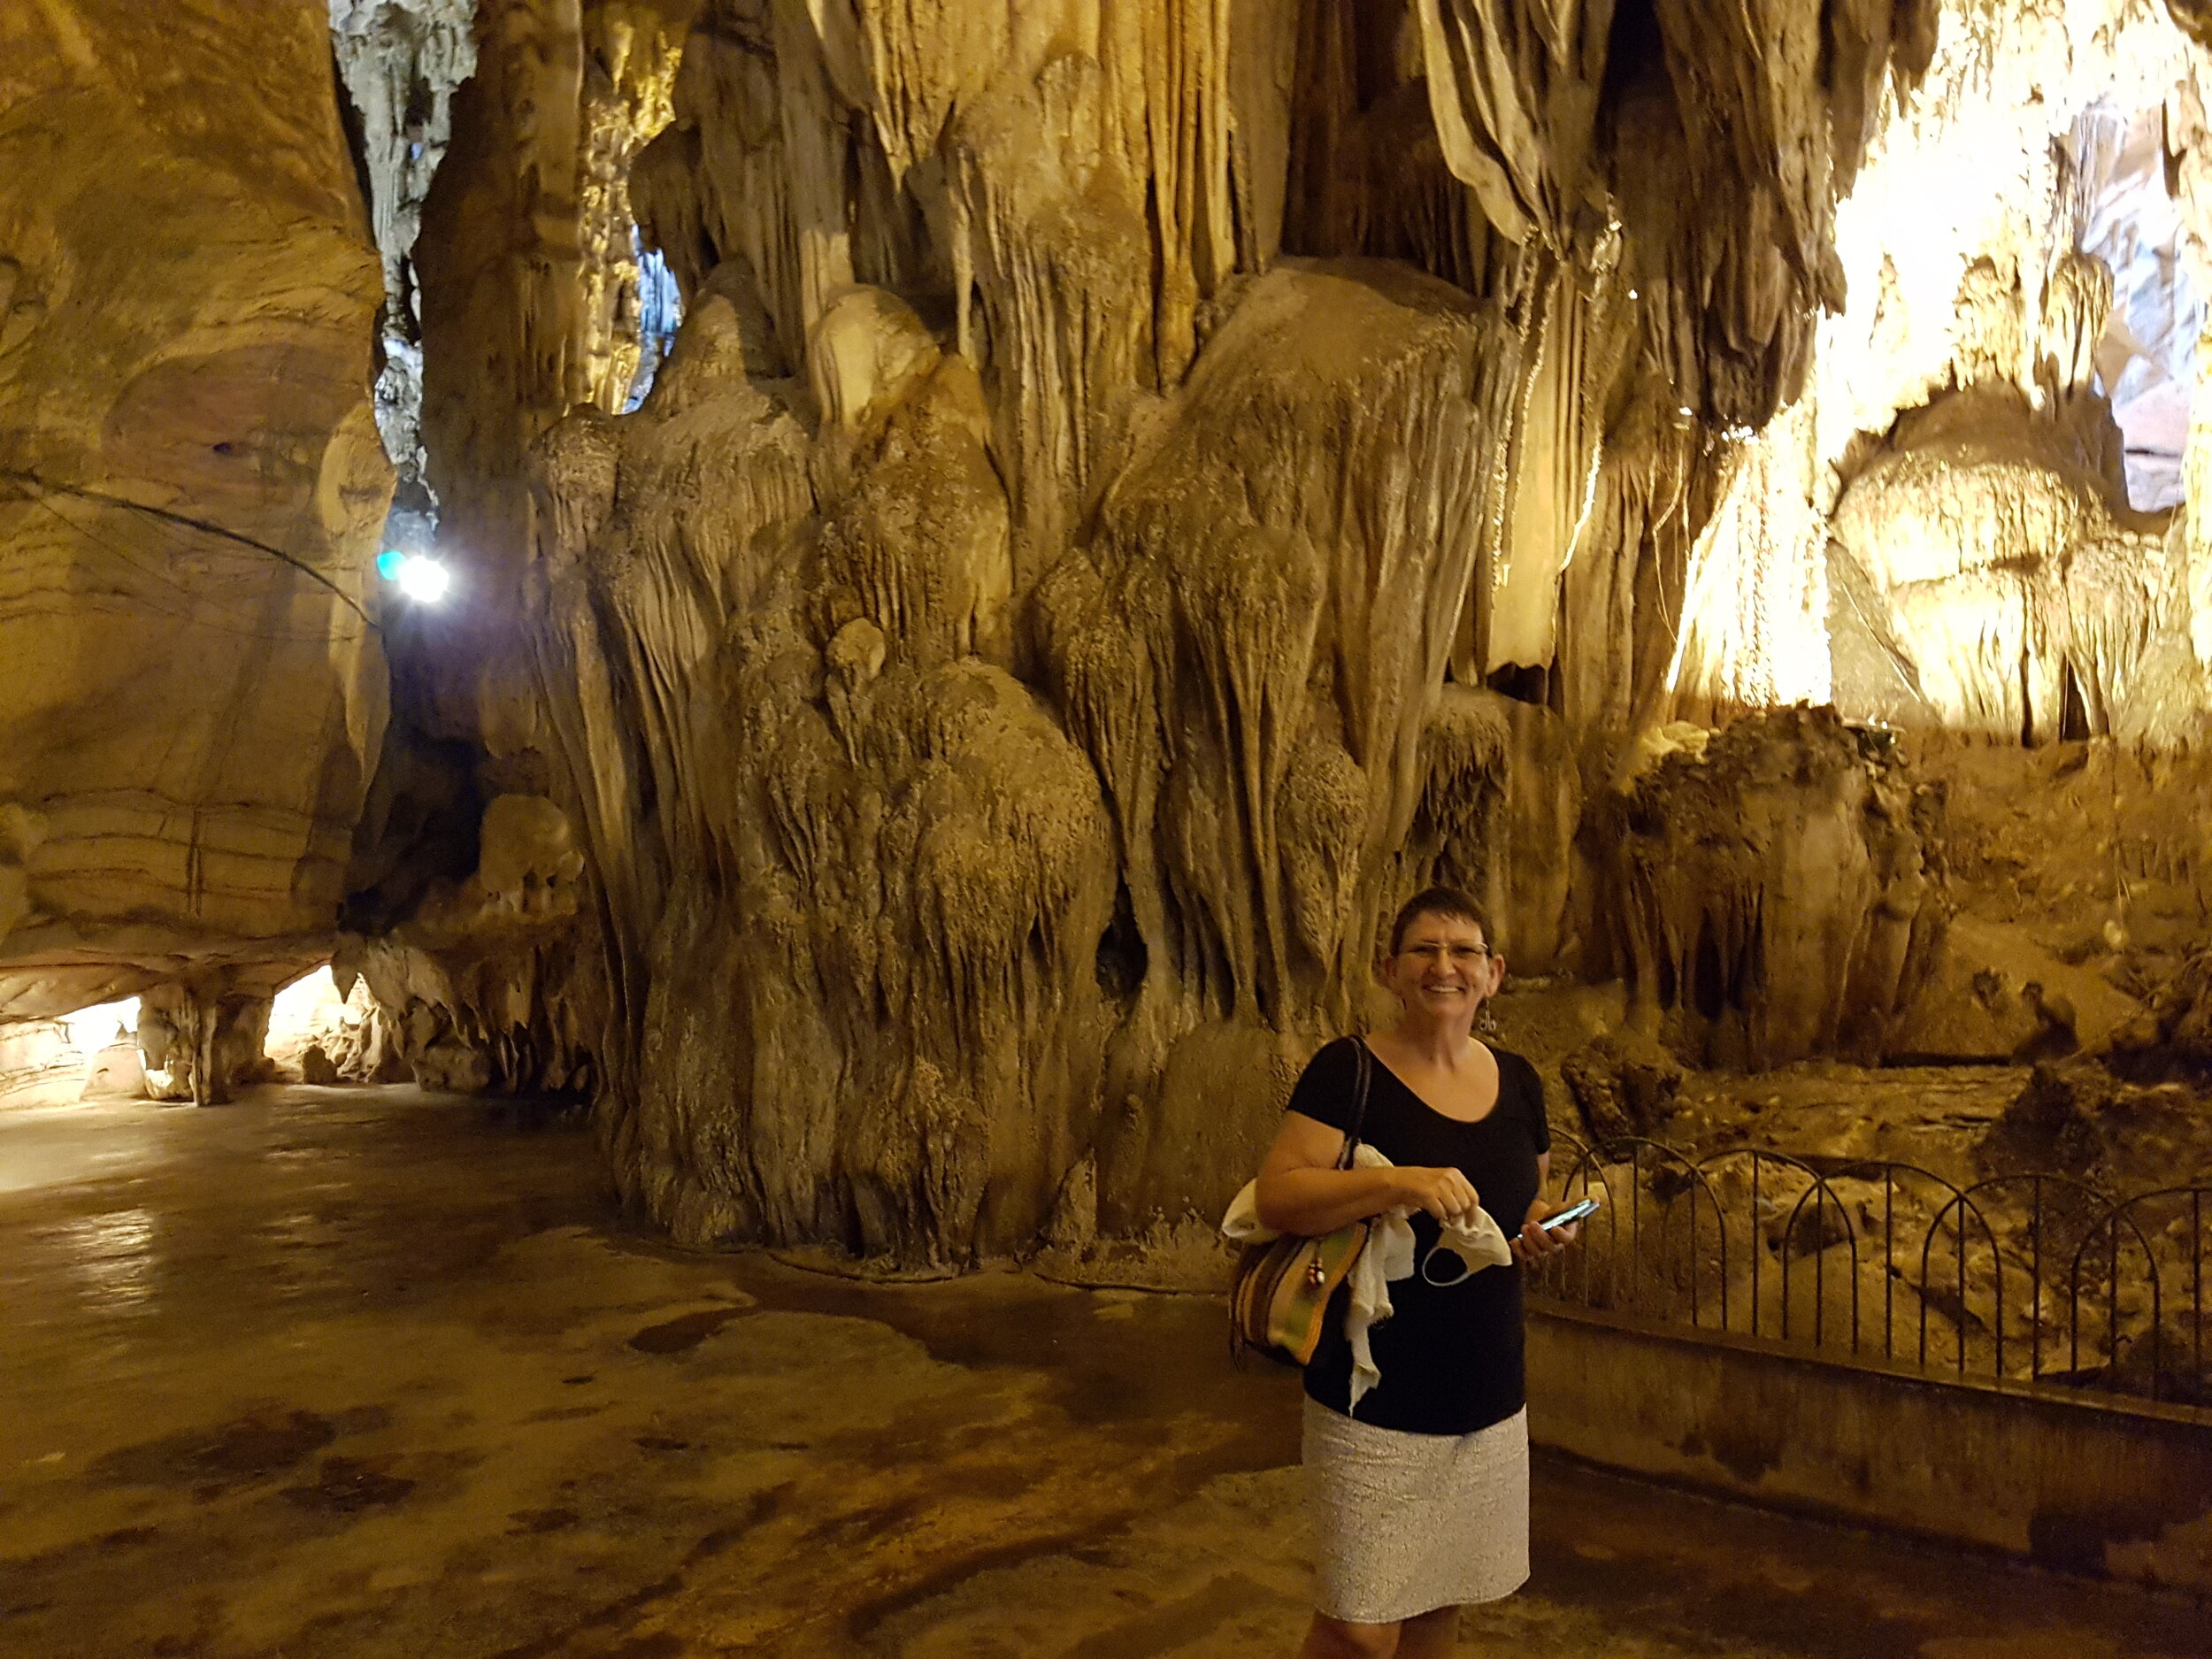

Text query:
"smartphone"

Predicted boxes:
[[1537, 1195, 1601, 1233]]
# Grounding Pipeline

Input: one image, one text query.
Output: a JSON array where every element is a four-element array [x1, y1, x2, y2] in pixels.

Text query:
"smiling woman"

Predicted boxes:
[[1250, 886, 1586, 1659]]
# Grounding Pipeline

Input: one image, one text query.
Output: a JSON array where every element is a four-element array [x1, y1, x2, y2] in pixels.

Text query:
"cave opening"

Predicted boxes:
[[2070, 97, 2199, 512], [1094, 880, 1148, 1002], [264, 964, 357, 1084], [0, 996, 141, 1110], [623, 237, 683, 412]]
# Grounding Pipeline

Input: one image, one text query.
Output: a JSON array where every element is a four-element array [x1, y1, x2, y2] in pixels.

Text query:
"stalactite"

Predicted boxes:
[[311, 0, 2212, 1269]]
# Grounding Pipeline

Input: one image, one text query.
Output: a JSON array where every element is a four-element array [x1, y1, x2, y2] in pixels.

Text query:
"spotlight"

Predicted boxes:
[[377, 549, 453, 604], [396, 557, 451, 603]]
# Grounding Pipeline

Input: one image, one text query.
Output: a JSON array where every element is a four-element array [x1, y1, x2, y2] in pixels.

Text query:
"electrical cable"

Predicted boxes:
[[0, 469, 380, 634]]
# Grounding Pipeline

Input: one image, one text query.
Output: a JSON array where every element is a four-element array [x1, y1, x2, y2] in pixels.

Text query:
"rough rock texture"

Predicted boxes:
[[1829, 323, 2184, 747], [138, 983, 277, 1104], [1673, 0, 2197, 726], [335, 790, 599, 1094], [329, 0, 480, 536], [1601, 709, 1945, 1070], [0, 0, 393, 1099], [2111, 941, 2212, 1074], [349, 0, 2212, 1262], [1036, 261, 1584, 1238], [1561, 1030, 1686, 1143], [416, 0, 687, 575], [1890, 732, 2212, 1068], [16, 0, 2212, 1246], [0, 1020, 81, 1109], [370, 0, 1655, 1253], [524, 274, 1115, 1258], [1979, 1058, 2114, 1176], [2072, 98, 2197, 512]]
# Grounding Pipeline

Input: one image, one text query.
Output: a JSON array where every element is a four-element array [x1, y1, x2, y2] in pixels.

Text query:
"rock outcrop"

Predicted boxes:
[[0, 0, 392, 1097], [1601, 708, 1945, 1069], [1561, 1030, 1686, 1144], [336, 790, 598, 1095], [521, 273, 1115, 1258]]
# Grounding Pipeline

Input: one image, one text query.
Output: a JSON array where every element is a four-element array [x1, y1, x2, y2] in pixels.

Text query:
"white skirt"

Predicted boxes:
[[1302, 1397, 1530, 1624]]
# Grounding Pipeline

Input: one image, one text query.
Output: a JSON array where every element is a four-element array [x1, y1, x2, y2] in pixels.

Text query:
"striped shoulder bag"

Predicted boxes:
[[1228, 1036, 1373, 1367]]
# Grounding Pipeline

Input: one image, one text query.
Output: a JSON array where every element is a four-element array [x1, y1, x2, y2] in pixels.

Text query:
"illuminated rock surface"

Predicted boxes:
[[0, 1, 393, 1095], [6, 0, 2212, 1261], [11, 15, 2212, 1653]]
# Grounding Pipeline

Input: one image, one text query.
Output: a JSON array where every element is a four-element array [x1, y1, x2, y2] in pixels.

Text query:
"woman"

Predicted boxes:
[[1254, 886, 1579, 1659]]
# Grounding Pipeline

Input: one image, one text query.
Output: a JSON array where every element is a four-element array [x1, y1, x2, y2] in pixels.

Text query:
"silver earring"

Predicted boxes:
[[1477, 1004, 1500, 1036]]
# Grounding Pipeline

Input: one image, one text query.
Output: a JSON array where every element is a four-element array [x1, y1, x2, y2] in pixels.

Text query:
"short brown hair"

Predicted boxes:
[[1386, 886, 1491, 956]]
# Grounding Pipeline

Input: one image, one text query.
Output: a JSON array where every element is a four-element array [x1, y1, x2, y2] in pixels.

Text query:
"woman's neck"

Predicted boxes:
[[1384, 1010, 1483, 1068]]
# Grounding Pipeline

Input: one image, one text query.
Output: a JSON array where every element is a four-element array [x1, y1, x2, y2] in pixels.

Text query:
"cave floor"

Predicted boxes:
[[0, 1088, 2203, 1659]]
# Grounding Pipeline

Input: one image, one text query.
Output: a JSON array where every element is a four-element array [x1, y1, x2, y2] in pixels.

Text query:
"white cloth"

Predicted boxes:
[[1219, 1148, 1515, 1410], [1341, 1145, 1514, 1411], [1217, 1177, 1272, 1246]]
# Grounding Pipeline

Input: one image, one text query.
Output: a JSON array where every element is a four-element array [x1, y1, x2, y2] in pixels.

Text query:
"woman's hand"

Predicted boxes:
[[1391, 1166, 1481, 1227], [1512, 1198, 1581, 1262]]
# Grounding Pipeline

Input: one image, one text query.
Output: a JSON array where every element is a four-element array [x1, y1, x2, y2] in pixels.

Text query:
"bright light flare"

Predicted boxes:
[[378, 549, 453, 604]]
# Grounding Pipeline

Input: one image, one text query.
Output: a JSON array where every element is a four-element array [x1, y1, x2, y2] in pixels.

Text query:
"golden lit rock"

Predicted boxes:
[[0, 0, 392, 1091], [7, 0, 2212, 1251]]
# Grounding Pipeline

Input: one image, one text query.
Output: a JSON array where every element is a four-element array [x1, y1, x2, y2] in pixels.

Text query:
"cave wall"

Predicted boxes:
[[5, 0, 2210, 1238], [1696, 0, 2209, 741], [354, 0, 1995, 1261], [0, 0, 394, 1096]]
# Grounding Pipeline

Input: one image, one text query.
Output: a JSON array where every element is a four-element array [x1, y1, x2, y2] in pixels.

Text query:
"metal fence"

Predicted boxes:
[[1531, 1133, 2212, 1409]]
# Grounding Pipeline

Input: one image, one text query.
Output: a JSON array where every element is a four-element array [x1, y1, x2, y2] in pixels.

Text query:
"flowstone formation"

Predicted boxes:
[[10, 0, 2212, 1269], [522, 276, 1114, 1257], [1829, 258, 2185, 745], [311, 0, 2212, 1267], [411, 0, 1949, 1263], [0, 0, 392, 1101]]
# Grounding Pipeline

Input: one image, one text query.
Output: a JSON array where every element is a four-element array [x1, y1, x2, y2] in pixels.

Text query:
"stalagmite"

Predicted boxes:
[[1601, 707, 1942, 1069]]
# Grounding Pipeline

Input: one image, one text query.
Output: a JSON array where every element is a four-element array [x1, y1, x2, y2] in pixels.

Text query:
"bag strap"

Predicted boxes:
[[1335, 1036, 1372, 1171]]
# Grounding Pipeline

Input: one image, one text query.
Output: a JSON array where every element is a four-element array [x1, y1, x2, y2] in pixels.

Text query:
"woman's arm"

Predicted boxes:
[[1253, 1111, 1479, 1235]]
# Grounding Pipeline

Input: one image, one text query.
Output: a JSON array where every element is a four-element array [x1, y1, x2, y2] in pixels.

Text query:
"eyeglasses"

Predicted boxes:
[[1397, 943, 1492, 964]]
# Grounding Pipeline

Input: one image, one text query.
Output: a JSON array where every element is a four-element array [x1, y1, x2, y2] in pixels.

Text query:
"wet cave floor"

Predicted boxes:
[[0, 1087, 2202, 1659]]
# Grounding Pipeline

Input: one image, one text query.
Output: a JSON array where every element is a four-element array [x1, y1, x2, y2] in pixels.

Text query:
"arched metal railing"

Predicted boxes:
[[1534, 1132, 2212, 1409]]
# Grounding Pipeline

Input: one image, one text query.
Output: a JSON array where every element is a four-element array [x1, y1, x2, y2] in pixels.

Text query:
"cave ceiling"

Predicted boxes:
[[4, 0, 2212, 1248]]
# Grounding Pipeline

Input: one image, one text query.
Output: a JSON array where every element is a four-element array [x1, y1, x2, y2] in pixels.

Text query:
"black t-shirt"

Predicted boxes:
[[1289, 1035, 1549, 1436]]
